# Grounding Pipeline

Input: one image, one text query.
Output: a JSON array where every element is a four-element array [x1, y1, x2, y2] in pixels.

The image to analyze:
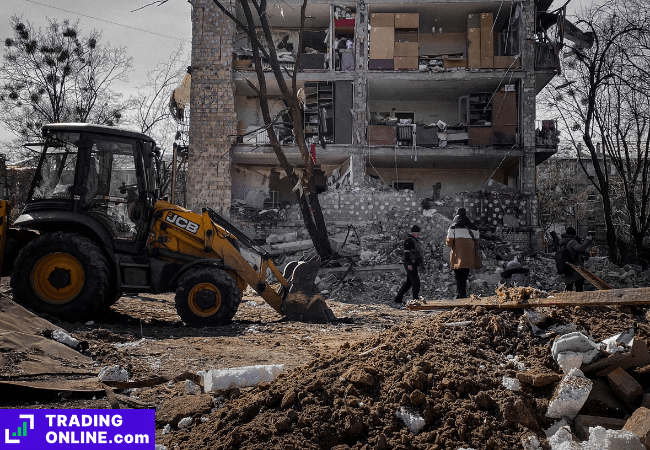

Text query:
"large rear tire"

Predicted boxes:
[[175, 268, 240, 326], [10, 232, 110, 322]]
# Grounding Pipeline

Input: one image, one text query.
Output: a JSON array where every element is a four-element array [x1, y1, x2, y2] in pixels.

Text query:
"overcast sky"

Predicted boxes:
[[0, 0, 192, 148]]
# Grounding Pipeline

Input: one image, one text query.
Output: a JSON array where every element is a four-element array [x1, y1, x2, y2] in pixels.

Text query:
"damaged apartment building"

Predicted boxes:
[[183, 0, 575, 248]]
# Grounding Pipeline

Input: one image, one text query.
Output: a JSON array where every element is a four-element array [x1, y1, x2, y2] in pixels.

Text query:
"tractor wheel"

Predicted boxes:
[[175, 268, 240, 326], [11, 232, 110, 322]]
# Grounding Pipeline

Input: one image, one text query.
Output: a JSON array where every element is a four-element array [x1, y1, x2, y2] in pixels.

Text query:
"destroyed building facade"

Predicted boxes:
[[184, 0, 563, 249]]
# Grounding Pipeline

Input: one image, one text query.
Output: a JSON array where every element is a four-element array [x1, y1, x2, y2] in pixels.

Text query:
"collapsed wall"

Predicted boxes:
[[231, 183, 541, 251]]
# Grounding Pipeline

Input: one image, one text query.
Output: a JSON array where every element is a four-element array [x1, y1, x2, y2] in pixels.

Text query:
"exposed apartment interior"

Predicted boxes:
[[225, 0, 561, 209]]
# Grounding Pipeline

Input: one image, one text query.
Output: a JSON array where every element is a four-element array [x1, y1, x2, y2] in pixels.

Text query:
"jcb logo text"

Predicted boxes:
[[165, 213, 199, 234]]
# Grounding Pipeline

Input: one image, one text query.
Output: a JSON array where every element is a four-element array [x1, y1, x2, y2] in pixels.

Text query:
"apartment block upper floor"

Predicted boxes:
[[224, 0, 562, 166]]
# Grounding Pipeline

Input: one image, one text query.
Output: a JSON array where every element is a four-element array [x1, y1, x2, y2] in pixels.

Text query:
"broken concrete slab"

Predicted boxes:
[[623, 407, 650, 447], [546, 369, 593, 420], [573, 414, 626, 440], [608, 367, 643, 406]]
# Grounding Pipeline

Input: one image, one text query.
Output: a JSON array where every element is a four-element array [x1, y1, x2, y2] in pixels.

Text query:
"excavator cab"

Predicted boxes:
[[23, 124, 156, 247]]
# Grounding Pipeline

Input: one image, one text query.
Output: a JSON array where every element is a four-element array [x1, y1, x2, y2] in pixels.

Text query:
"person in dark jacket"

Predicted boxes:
[[559, 226, 593, 292], [394, 225, 424, 304], [501, 259, 530, 287], [446, 208, 482, 299]]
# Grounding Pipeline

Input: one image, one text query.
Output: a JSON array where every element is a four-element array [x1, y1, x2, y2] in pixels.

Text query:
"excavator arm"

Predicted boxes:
[[149, 201, 334, 323]]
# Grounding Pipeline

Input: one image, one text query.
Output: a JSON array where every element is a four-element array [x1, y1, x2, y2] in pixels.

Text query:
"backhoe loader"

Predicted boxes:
[[0, 123, 334, 325]]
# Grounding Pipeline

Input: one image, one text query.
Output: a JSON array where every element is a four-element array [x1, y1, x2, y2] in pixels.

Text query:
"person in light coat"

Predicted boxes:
[[446, 208, 482, 299]]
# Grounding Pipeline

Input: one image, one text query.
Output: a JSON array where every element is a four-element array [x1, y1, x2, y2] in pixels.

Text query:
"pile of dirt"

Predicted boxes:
[[158, 303, 650, 450]]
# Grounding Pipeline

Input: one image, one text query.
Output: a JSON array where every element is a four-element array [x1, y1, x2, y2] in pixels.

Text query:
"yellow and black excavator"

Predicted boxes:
[[0, 123, 334, 325]]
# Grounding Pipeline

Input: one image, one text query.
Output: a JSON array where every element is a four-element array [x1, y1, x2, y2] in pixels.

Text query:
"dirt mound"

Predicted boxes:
[[155, 305, 648, 450]]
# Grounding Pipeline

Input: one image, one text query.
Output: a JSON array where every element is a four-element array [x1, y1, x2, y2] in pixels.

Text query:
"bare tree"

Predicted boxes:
[[0, 16, 132, 158], [210, 0, 333, 259], [130, 44, 187, 153], [545, 0, 650, 264], [538, 157, 591, 236], [128, 44, 188, 197]]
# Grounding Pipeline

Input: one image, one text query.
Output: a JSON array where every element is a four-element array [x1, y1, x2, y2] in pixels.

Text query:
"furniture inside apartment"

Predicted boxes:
[[334, 18, 355, 71], [415, 124, 439, 147], [368, 125, 396, 146], [460, 92, 493, 146], [396, 124, 416, 150], [303, 82, 334, 144]]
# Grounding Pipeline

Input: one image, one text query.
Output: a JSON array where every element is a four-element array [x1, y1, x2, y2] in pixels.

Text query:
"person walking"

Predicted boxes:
[[558, 226, 592, 292], [394, 225, 424, 304], [446, 208, 482, 299]]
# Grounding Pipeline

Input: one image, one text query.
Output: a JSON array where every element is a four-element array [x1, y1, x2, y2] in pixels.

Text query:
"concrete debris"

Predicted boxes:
[[551, 332, 601, 362], [51, 329, 79, 349], [549, 425, 644, 450], [546, 369, 593, 420], [98, 365, 129, 383], [204, 364, 284, 392], [574, 414, 626, 440], [522, 435, 542, 450], [185, 379, 201, 395], [395, 407, 426, 435], [177, 417, 193, 429], [502, 376, 521, 391], [546, 419, 570, 438]]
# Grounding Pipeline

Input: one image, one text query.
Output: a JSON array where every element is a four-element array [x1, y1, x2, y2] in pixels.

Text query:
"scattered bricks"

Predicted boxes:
[[581, 379, 629, 419], [583, 338, 650, 377], [546, 369, 593, 420], [516, 370, 561, 387], [574, 414, 626, 441], [623, 407, 650, 447], [608, 367, 643, 407]]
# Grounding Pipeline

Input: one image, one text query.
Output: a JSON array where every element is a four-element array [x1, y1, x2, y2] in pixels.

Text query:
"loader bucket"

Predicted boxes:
[[281, 258, 336, 323]]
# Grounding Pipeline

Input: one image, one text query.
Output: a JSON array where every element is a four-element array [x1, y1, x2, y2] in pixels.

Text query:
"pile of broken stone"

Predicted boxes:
[[516, 325, 650, 449]]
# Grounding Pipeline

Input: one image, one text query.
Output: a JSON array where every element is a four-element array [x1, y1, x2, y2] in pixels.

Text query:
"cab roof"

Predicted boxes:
[[42, 123, 156, 144]]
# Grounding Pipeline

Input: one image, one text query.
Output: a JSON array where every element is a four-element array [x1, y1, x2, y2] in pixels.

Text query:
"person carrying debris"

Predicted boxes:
[[501, 259, 530, 287], [558, 226, 593, 292], [446, 208, 482, 299], [394, 225, 424, 304]]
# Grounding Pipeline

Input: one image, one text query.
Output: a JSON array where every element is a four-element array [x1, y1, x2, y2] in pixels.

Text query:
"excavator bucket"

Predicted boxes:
[[281, 258, 336, 323]]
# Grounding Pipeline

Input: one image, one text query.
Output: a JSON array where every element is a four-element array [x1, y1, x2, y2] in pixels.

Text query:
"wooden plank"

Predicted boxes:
[[568, 263, 612, 290], [405, 287, 650, 310]]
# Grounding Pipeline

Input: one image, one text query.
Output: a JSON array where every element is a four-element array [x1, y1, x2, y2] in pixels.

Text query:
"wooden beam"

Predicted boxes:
[[405, 287, 650, 310]]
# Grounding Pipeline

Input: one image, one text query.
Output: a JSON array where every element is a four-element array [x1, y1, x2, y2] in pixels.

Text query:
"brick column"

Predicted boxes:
[[187, 0, 237, 215], [519, 0, 542, 248], [354, 2, 368, 146]]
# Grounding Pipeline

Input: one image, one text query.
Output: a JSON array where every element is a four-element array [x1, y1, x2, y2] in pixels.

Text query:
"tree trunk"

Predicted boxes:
[[232, 0, 333, 259]]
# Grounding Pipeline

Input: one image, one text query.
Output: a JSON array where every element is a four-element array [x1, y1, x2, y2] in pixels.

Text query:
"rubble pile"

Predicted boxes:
[[311, 221, 650, 305], [158, 303, 650, 450]]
